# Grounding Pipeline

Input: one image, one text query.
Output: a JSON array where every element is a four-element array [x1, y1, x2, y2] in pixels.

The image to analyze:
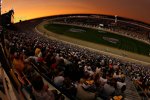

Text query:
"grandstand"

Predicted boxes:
[[0, 13, 150, 100], [48, 14, 150, 44]]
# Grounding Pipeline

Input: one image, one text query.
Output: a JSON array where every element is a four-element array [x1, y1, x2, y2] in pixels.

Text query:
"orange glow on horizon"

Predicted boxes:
[[2, 0, 150, 23]]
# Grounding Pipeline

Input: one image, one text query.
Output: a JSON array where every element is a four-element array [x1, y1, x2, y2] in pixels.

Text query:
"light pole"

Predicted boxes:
[[115, 15, 118, 23]]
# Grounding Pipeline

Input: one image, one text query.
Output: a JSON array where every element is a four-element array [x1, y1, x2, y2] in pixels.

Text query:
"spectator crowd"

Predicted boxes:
[[53, 16, 150, 44], [4, 28, 150, 100]]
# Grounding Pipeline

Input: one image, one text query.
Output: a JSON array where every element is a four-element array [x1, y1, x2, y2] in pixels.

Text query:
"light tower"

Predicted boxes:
[[115, 15, 118, 23]]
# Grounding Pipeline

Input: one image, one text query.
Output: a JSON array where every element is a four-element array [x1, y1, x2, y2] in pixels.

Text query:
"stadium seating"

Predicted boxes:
[[1, 14, 150, 100], [3, 28, 149, 100]]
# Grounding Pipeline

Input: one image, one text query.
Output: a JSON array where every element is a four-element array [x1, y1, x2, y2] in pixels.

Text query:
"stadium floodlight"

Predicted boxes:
[[115, 15, 118, 23]]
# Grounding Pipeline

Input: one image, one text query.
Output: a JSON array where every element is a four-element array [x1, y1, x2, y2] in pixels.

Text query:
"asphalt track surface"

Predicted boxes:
[[35, 20, 150, 66]]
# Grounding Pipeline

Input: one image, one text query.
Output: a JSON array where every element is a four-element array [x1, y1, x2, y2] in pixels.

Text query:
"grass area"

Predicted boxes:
[[44, 23, 150, 56]]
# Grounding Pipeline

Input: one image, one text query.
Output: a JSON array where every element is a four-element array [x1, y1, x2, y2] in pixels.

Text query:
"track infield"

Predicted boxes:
[[36, 20, 150, 66]]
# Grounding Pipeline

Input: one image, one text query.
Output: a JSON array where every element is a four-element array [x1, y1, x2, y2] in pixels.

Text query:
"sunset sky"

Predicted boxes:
[[2, 0, 150, 23]]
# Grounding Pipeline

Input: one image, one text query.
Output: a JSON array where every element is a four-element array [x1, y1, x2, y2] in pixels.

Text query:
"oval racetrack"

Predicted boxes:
[[35, 20, 150, 66]]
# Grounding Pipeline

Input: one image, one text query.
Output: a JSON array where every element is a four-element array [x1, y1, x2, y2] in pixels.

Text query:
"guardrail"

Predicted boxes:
[[0, 43, 26, 100], [133, 80, 149, 100], [31, 62, 71, 100]]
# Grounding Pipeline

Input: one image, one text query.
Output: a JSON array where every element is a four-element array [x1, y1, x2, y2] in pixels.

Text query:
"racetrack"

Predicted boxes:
[[36, 20, 150, 66]]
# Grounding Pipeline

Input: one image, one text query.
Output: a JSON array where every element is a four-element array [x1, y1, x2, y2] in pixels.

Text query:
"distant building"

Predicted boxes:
[[1, 9, 14, 27]]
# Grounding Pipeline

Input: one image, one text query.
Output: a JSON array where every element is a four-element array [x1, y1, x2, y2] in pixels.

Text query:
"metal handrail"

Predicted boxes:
[[31, 62, 71, 100], [133, 80, 149, 99]]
